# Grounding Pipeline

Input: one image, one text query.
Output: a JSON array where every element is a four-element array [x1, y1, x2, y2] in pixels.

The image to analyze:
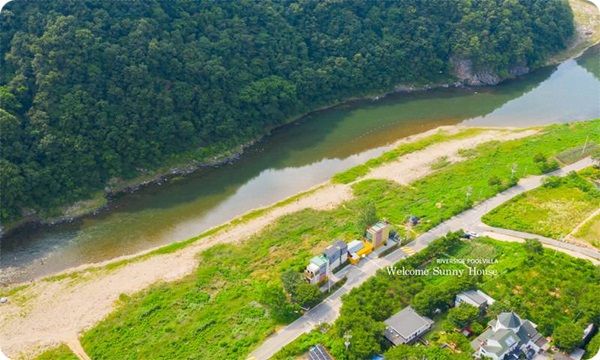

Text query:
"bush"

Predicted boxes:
[[553, 322, 583, 352], [524, 239, 544, 254], [534, 153, 547, 163], [542, 176, 562, 188], [538, 159, 560, 173], [488, 176, 502, 186]]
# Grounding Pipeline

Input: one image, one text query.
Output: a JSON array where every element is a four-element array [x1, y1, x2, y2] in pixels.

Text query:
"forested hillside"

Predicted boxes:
[[0, 0, 574, 224]]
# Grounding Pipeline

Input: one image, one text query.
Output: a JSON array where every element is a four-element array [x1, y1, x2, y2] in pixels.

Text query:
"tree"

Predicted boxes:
[[0, 0, 577, 223], [447, 303, 479, 329], [257, 284, 297, 323], [592, 149, 600, 169], [524, 239, 544, 255], [385, 344, 462, 360], [294, 283, 322, 309], [280, 270, 321, 309], [336, 315, 385, 360], [356, 201, 378, 233], [281, 270, 304, 296], [553, 322, 582, 351]]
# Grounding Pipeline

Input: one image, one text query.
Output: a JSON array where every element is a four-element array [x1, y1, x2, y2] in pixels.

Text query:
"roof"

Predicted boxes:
[[347, 240, 363, 253], [306, 263, 321, 273], [332, 240, 347, 251], [368, 221, 388, 232], [323, 240, 347, 261], [384, 306, 433, 344], [498, 312, 521, 329], [308, 344, 334, 360], [473, 312, 545, 357], [458, 290, 488, 306], [310, 255, 328, 268]]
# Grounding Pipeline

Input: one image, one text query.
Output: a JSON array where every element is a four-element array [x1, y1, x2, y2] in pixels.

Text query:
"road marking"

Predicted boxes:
[[401, 246, 415, 255]]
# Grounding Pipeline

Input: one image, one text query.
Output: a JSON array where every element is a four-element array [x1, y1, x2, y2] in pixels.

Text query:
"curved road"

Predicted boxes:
[[249, 157, 598, 360]]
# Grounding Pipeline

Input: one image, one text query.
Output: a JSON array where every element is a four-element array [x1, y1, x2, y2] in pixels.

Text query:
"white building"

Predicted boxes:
[[455, 289, 495, 310], [472, 312, 548, 360]]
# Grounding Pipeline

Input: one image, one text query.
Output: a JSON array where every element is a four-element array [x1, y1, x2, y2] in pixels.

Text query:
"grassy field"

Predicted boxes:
[[34, 344, 78, 360], [80, 120, 599, 359], [574, 213, 600, 248], [274, 236, 600, 360], [482, 169, 600, 239]]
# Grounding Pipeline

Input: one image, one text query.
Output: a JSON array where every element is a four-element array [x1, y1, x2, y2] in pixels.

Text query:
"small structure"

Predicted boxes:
[[347, 239, 373, 265], [408, 215, 420, 226], [305, 255, 328, 284], [471, 312, 548, 360], [308, 344, 333, 360], [323, 240, 348, 270], [365, 221, 390, 249], [384, 306, 434, 345], [455, 290, 495, 310]]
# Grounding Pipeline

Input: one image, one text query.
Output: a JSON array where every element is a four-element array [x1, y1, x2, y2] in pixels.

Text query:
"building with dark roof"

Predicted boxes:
[[384, 306, 434, 345], [308, 344, 334, 360], [471, 312, 548, 360], [323, 240, 348, 269]]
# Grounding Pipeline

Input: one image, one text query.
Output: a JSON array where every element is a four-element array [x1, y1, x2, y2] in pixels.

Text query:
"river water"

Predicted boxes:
[[1, 46, 599, 285]]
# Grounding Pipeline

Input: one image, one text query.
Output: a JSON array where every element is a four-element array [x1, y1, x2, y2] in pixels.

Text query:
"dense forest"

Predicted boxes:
[[0, 0, 574, 223]]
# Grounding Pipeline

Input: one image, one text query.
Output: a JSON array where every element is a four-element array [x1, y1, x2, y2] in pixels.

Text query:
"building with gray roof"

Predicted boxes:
[[384, 306, 434, 345], [472, 312, 548, 360], [455, 289, 495, 309]]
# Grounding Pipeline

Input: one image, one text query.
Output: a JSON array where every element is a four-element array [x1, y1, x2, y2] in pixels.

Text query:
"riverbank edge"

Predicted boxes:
[[0, 125, 497, 289], [3, 5, 598, 237]]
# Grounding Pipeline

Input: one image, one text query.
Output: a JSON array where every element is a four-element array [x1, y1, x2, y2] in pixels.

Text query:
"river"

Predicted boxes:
[[1, 45, 599, 285]]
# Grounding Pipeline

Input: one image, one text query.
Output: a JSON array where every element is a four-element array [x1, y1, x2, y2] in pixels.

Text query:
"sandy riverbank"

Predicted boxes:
[[0, 125, 542, 358]]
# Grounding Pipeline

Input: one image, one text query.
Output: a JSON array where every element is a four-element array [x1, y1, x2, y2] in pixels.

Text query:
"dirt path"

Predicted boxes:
[[565, 207, 600, 247], [0, 126, 538, 359], [65, 338, 91, 360], [364, 129, 537, 185]]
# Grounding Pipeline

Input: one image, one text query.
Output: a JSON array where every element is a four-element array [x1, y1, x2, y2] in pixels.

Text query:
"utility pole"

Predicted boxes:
[[344, 331, 352, 351], [581, 135, 590, 157]]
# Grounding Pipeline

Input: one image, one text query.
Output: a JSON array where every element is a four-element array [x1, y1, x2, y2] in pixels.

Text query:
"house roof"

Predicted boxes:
[[310, 255, 328, 268], [323, 240, 347, 261], [347, 240, 363, 253], [384, 306, 433, 343], [368, 221, 388, 232], [458, 290, 488, 306], [474, 312, 545, 357], [498, 312, 521, 329]]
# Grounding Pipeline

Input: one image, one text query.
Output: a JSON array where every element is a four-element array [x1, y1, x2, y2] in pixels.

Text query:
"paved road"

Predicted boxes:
[[249, 157, 595, 360]]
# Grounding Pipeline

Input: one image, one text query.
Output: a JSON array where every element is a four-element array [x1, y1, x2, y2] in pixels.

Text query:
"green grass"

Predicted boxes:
[[482, 170, 600, 239], [331, 128, 485, 184], [34, 344, 78, 360], [555, 143, 598, 165], [81, 120, 600, 359], [574, 213, 600, 248]]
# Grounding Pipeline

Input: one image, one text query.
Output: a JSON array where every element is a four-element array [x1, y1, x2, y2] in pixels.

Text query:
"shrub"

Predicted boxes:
[[534, 153, 547, 163], [488, 176, 502, 186], [553, 322, 583, 352]]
